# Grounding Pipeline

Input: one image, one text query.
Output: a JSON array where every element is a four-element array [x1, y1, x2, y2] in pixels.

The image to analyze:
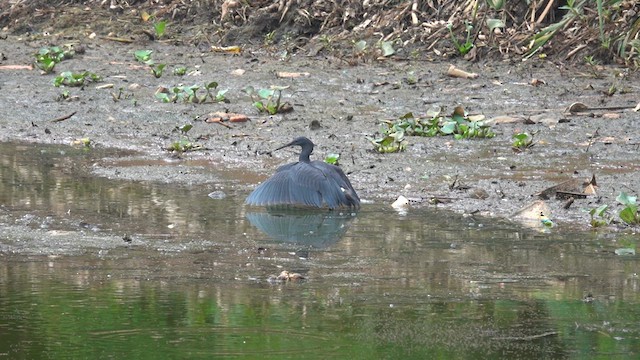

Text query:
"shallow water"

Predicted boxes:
[[1, 142, 639, 359]]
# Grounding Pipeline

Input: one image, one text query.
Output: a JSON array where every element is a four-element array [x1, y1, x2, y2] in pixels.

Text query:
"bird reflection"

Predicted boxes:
[[246, 208, 356, 248]]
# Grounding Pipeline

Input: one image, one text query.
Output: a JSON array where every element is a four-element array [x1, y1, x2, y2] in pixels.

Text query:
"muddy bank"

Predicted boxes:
[[0, 32, 639, 230]]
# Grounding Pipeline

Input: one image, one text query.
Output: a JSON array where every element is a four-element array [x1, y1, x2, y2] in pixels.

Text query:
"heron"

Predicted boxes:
[[245, 137, 360, 210]]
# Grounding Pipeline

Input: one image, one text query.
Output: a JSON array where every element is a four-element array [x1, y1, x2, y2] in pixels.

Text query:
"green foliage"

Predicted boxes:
[[368, 108, 493, 153], [616, 192, 639, 225], [134, 49, 153, 64], [486, 0, 504, 11], [53, 71, 102, 87], [589, 204, 611, 227], [525, 0, 589, 59], [151, 63, 165, 78], [264, 30, 276, 45], [153, 20, 167, 39], [167, 124, 204, 153], [512, 132, 535, 151], [167, 138, 203, 152], [325, 153, 340, 165], [156, 82, 228, 104], [35, 46, 74, 74], [244, 86, 291, 115], [379, 41, 395, 57], [368, 131, 408, 153], [173, 66, 187, 76], [447, 22, 474, 56]]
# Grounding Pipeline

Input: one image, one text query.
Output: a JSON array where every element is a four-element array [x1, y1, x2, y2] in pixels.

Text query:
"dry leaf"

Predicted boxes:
[[530, 78, 546, 86], [211, 45, 242, 54], [0, 64, 33, 70], [446, 64, 478, 79], [204, 112, 249, 123], [276, 71, 310, 78]]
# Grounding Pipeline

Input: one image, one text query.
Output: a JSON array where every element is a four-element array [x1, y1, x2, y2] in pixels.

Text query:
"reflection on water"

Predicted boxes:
[[246, 209, 356, 247], [1, 142, 640, 359]]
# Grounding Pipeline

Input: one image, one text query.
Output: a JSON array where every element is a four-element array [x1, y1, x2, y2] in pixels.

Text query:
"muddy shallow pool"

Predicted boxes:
[[1, 142, 639, 358]]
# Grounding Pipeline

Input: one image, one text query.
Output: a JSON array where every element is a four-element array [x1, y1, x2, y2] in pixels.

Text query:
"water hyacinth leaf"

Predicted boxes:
[[615, 248, 636, 256], [253, 102, 265, 112], [354, 40, 367, 53], [216, 89, 229, 101], [487, 19, 505, 32], [325, 153, 340, 165], [243, 86, 256, 96], [154, 20, 167, 38], [514, 133, 530, 141], [380, 41, 395, 57], [178, 124, 193, 133], [257, 88, 274, 99], [616, 192, 636, 206], [155, 92, 172, 103], [486, 0, 504, 10], [593, 204, 608, 216], [400, 112, 414, 120], [134, 49, 153, 62], [619, 206, 638, 224], [440, 121, 456, 134]]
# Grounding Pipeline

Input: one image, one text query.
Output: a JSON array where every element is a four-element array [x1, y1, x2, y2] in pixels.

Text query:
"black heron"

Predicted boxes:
[[245, 137, 360, 210]]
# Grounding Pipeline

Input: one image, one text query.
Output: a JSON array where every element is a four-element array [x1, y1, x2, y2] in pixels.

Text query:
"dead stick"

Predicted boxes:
[[585, 127, 599, 153], [100, 36, 134, 44], [51, 111, 77, 123], [213, 121, 232, 129]]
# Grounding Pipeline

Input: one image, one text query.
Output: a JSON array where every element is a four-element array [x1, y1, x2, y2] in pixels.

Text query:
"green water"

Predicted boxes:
[[0, 142, 639, 359]]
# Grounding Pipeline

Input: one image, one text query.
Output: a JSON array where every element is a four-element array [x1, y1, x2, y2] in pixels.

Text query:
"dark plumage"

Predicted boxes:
[[245, 137, 360, 210]]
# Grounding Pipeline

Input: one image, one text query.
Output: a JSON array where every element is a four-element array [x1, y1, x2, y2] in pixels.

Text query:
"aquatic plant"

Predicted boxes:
[[156, 82, 228, 104], [53, 71, 102, 87], [35, 46, 74, 74], [243, 86, 292, 115]]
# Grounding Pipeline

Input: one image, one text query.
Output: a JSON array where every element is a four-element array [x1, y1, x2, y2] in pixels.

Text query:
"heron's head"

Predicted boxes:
[[276, 137, 314, 151]]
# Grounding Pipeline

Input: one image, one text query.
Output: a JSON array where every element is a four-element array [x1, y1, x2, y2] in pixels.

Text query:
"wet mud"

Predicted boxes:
[[1, 32, 639, 233]]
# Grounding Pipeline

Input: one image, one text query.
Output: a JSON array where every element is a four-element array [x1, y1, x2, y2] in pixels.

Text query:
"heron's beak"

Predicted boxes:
[[274, 141, 295, 152]]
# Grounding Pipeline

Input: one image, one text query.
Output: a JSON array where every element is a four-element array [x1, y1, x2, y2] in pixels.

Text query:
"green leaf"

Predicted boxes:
[[243, 86, 256, 96], [487, 19, 505, 32], [325, 153, 340, 165], [215, 89, 229, 101], [486, 0, 504, 10], [155, 92, 171, 103], [380, 41, 395, 57], [206, 81, 219, 90], [354, 40, 367, 53], [257, 88, 274, 99], [400, 112, 414, 120], [178, 124, 193, 133], [134, 50, 153, 62], [253, 101, 265, 112], [440, 121, 456, 135], [153, 20, 166, 38], [619, 206, 638, 224], [594, 204, 608, 216], [616, 192, 637, 206]]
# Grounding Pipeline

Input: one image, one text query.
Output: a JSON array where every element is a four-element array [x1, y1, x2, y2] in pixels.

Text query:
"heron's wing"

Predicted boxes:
[[246, 162, 360, 209], [245, 163, 324, 207], [310, 162, 360, 209]]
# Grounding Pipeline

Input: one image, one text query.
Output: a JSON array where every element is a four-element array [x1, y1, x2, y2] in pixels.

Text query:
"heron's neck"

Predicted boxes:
[[298, 145, 313, 163]]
